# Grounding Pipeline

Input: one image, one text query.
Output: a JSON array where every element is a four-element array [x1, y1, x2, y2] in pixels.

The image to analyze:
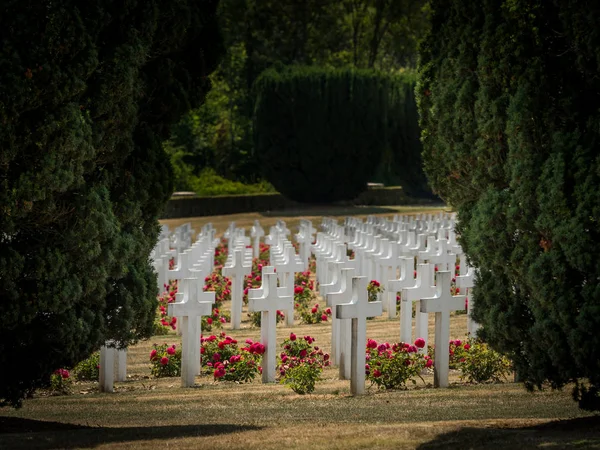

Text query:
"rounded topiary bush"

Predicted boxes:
[[254, 67, 415, 203]]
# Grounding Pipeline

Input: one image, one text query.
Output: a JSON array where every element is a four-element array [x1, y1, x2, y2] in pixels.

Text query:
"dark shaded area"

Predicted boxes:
[[418, 416, 600, 449], [0, 417, 262, 449], [261, 206, 406, 218]]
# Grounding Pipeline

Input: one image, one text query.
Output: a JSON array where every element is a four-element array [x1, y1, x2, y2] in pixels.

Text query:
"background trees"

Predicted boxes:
[[418, 0, 600, 410], [168, 0, 431, 195], [0, 0, 222, 407]]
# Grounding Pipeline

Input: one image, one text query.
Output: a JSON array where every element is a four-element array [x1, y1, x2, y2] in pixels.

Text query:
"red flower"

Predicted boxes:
[[414, 338, 426, 349], [166, 346, 175, 355], [367, 339, 378, 349], [321, 314, 328, 322], [207, 317, 213, 325], [150, 349, 157, 360], [464, 343, 471, 350], [372, 369, 382, 378], [299, 349, 307, 358], [290, 333, 297, 341], [160, 357, 169, 366], [311, 307, 318, 314]]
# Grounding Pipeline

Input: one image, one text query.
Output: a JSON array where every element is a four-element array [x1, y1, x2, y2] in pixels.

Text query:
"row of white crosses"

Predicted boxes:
[[268, 221, 304, 326], [313, 214, 480, 392]]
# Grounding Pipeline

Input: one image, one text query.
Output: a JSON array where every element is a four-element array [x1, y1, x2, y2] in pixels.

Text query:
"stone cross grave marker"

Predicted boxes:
[[400, 263, 436, 351], [456, 258, 479, 337], [326, 267, 355, 379], [387, 256, 416, 319], [250, 220, 265, 259], [168, 278, 215, 387], [222, 249, 252, 329], [99, 343, 127, 393], [274, 245, 304, 326], [420, 270, 467, 388], [336, 276, 382, 395], [248, 271, 293, 383]]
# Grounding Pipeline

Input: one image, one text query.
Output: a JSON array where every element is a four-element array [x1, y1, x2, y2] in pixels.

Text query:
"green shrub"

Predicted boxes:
[[366, 339, 429, 390], [190, 168, 276, 197], [49, 369, 72, 396], [149, 344, 182, 378], [458, 340, 512, 384], [278, 333, 330, 394], [73, 352, 100, 382]]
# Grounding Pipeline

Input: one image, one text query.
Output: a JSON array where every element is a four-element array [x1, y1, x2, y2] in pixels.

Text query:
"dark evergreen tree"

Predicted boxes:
[[418, 0, 600, 410], [0, 0, 221, 407]]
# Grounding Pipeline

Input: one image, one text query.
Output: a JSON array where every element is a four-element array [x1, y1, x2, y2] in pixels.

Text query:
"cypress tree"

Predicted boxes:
[[0, 0, 221, 407], [418, 0, 600, 410]]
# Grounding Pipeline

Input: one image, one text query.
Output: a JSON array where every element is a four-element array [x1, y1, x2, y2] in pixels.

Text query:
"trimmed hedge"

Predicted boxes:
[[254, 67, 422, 203]]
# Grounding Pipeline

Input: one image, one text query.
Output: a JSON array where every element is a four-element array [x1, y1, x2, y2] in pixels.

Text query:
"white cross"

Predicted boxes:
[[326, 268, 355, 379], [420, 270, 467, 388], [336, 276, 382, 395], [248, 271, 293, 383], [168, 278, 215, 387], [456, 259, 479, 337], [222, 249, 252, 329], [274, 246, 304, 326], [400, 263, 436, 351], [99, 342, 127, 393], [250, 221, 265, 259], [386, 256, 416, 319]]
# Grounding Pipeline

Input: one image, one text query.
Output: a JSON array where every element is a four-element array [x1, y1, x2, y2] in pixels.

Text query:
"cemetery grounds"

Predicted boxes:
[[1, 205, 598, 449]]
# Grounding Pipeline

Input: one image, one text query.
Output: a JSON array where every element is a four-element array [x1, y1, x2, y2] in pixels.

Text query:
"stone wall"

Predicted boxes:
[[160, 187, 439, 219]]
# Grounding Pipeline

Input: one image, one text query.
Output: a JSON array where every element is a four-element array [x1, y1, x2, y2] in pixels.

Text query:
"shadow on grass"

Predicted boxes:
[[418, 415, 600, 449], [259, 205, 426, 218], [0, 417, 263, 449]]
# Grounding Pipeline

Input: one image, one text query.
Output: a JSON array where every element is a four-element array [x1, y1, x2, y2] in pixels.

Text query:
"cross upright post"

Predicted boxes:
[[420, 270, 467, 388], [250, 220, 265, 259], [222, 249, 251, 329], [326, 267, 356, 377], [336, 276, 382, 395], [400, 263, 436, 351], [168, 278, 215, 387], [387, 257, 416, 319], [248, 271, 293, 383]]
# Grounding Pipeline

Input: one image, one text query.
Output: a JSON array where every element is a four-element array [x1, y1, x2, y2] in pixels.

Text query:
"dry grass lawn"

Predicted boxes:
[[2, 207, 599, 449]]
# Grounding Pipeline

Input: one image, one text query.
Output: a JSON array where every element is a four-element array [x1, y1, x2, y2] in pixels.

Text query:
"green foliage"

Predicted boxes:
[[366, 342, 428, 390], [0, 0, 222, 407], [417, 0, 600, 410], [49, 370, 73, 396], [280, 363, 321, 395], [168, 0, 431, 193], [458, 340, 512, 384], [278, 334, 330, 394], [150, 344, 182, 378], [190, 168, 275, 197], [201, 334, 263, 383], [255, 67, 421, 202], [73, 352, 100, 382]]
